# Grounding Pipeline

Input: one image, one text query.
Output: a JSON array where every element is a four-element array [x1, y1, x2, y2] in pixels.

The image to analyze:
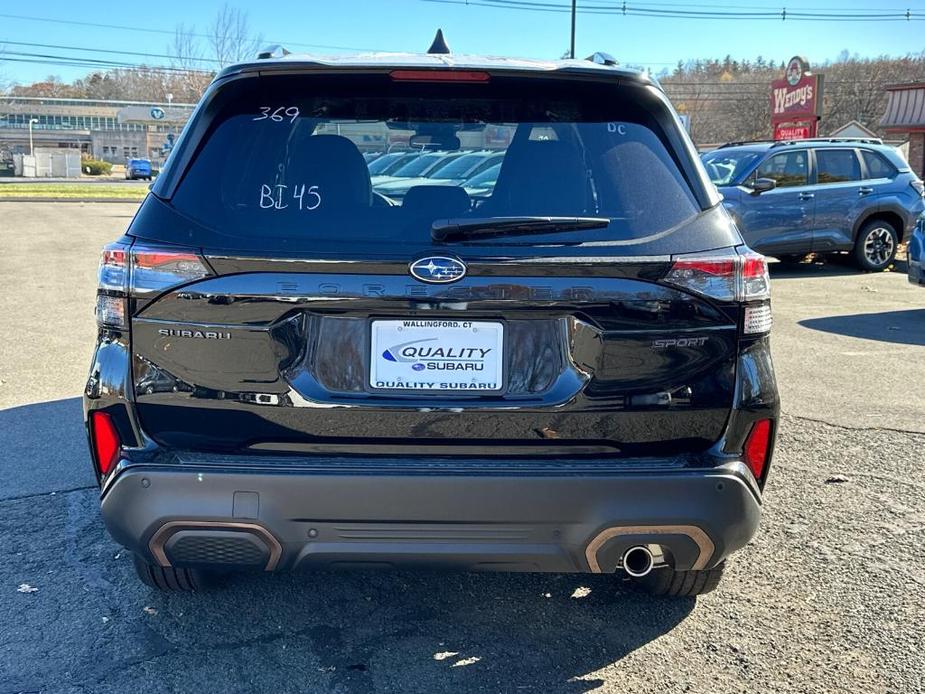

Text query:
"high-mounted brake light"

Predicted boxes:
[[95, 242, 211, 329], [389, 69, 490, 83], [743, 418, 773, 481], [90, 411, 120, 476]]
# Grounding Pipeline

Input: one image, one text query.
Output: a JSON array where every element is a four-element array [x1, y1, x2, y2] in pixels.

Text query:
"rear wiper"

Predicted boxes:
[[431, 216, 610, 243]]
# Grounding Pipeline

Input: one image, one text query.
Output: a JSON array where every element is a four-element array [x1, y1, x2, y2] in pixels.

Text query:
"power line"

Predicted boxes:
[[0, 38, 222, 66], [0, 12, 389, 53], [487, 0, 925, 16], [2, 13, 921, 86], [580, 0, 925, 9], [1, 50, 208, 73], [421, 0, 925, 20], [1, 40, 917, 88], [0, 56, 201, 74], [0, 50, 211, 75]]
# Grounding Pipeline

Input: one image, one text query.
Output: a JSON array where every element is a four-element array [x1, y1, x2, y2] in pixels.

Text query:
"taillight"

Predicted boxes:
[[662, 256, 738, 302], [96, 242, 130, 329], [738, 253, 771, 302], [662, 250, 772, 334], [95, 242, 210, 329], [130, 247, 210, 297], [743, 418, 773, 481], [89, 411, 120, 476]]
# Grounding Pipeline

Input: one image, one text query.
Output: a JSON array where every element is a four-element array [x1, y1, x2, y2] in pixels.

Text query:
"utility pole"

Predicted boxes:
[[570, 0, 577, 58], [28, 118, 38, 156]]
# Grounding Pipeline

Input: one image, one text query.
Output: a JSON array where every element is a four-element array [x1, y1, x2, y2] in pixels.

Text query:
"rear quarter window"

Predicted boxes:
[[862, 150, 898, 179]]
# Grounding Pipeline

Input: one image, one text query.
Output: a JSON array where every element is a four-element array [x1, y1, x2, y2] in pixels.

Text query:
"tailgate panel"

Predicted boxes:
[[132, 269, 737, 455]]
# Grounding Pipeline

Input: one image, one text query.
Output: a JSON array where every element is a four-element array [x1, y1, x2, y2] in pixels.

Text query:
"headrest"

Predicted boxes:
[[285, 134, 372, 210], [402, 185, 472, 218], [486, 140, 587, 215]]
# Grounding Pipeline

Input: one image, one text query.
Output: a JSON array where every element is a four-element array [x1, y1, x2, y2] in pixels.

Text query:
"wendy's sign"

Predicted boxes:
[[770, 56, 824, 140]]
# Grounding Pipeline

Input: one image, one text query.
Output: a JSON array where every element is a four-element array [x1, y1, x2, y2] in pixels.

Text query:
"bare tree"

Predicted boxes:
[[662, 52, 925, 144], [168, 24, 214, 101], [209, 4, 263, 68], [10, 75, 82, 98], [0, 44, 10, 94]]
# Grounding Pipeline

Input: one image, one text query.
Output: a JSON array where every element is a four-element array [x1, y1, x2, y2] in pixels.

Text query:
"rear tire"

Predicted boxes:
[[132, 553, 217, 592], [853, 220, 898, 271], [632, 561, 726, 597]]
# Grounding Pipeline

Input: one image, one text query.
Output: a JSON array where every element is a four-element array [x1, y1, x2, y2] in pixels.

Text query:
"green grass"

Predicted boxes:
[[0, 183, 148, 200]]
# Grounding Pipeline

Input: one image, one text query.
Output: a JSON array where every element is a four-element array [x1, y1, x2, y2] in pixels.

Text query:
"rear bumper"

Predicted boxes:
[[100, 459, 762, 574]]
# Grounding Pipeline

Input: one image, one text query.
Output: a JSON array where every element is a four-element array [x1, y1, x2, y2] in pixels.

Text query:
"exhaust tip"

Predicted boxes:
[[622, 545, 655, 578]]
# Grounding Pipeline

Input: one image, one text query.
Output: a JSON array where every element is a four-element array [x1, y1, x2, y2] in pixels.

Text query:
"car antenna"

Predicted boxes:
[[427, 29, 451, 54]]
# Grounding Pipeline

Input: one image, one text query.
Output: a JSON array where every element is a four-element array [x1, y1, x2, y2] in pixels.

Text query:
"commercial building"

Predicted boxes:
[[881, 82, 925, 178], [0, 96, 194, 171]]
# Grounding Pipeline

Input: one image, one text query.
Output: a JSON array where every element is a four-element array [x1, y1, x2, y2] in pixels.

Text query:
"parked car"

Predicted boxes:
[[86, 48, 778, 597], [369, 150, 462, 187], [374, 151, 504, 199], [702, 139, 925, 271], [463, 162, 502, 200], [909, 214, 924, 286], [366, 151, 419, 177], [125, 158, 152, 181]]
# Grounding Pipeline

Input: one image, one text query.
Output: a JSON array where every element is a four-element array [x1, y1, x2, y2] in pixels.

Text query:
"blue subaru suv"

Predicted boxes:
[[909, 214, 925, 286], [702, 139, 925, 271]]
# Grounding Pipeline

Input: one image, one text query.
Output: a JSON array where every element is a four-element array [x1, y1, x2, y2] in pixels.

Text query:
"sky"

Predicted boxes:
[[2, 0, 925, 87]]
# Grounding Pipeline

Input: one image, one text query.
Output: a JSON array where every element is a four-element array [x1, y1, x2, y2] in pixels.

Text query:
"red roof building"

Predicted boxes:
[[881, 82, 925, 178]]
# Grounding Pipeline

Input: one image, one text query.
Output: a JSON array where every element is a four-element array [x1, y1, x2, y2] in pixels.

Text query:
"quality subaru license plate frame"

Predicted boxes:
[[369, 319, 505, 393]]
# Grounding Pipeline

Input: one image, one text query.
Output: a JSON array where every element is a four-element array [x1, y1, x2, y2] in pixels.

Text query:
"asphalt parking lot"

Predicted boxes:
[[1, 202, 923, 694]]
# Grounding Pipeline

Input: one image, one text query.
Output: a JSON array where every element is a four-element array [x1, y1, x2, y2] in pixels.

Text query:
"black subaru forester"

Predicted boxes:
[[84, 47, 779, 596]]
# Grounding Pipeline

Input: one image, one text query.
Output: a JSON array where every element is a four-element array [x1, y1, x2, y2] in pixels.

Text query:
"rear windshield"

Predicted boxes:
[[168, 73, 702, 249]]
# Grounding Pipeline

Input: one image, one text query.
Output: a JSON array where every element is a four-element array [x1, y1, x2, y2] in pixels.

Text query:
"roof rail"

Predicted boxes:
[[718, 136, 884, 149], [585, 52, 618, 66], [769, 136, 883, 147], [717, 140, 775, 149], [256, 45, 290, 60]]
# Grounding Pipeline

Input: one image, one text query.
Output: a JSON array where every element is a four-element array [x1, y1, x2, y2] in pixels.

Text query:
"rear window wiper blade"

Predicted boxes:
[[431, 216, 610, 243]]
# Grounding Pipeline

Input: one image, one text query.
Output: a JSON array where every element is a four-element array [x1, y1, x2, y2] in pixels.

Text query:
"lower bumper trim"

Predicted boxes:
[[584, 524, 715, 572], [102, 462, 761, 574], [149, 520, 283, 570]]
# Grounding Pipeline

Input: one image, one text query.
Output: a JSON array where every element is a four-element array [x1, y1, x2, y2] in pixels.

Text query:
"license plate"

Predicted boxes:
[[370, 320, 504, 392]]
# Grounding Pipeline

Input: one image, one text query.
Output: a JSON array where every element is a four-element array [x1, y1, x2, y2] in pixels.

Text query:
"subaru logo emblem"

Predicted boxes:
[[409, 256, 467, 284]]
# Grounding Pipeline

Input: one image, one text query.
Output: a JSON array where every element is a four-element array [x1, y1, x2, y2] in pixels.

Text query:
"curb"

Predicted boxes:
[[0, 197, 145, 203]]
